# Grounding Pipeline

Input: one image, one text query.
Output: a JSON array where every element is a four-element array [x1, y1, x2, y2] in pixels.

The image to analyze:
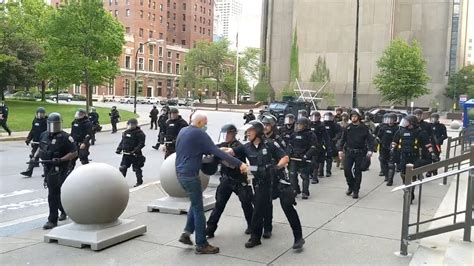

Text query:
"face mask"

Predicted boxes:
[[201, 125, 208, 132]]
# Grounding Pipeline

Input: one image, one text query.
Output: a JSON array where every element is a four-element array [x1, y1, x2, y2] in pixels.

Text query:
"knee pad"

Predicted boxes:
[[119, 165, 127, 173]]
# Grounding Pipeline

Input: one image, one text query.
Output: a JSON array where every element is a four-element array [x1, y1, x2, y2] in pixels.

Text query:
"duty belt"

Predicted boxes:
[[346, 148, 364, 153]]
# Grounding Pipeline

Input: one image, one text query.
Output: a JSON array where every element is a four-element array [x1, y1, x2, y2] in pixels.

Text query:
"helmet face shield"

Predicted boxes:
[[310, 114, 320, 122], [382, 116, 391, 124], [295, 123, 305, 132], [47, 121, 61, 133], [399, 118, 410, 128], [36, 112, 45, 119], [284, 116, 294, 125], [170, 112, 178, 120], [218, 131, 236, 143], [323, 113, 333, 121]]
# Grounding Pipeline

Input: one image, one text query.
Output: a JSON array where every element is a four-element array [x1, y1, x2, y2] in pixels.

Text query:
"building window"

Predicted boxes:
[[148, 12, 151, 20], [139, 43, 144, 53], [194, 4, 197, 10], [173, 2, 176, 9], [114, 10, 118, 17], [149, 45, 154, 55], [140, 0, 143, 5], [125, 79, 130, 95], [176, 53, 180, 60], [173, 13, 176, 20], [173, 24, 176, 30], [148, 59, 154, 71], [167, 0, 170, 7], [167, 11, 170, 18], [140, 10, 143, 18], [167, 62, 172, 73], [160, 3, 163, 11], [182, 24, 186, 32], [194, 15, 197, 21], [138, 58, 144, 70], [167, 51, 172, 58], [115, 0, 118, 5], [153, 1, 156, 9], [181, 40, 186, 45], [126, 0, 129, 5], [172, 38, 175, 43], [125, 27, 131, 33], [152, 14, 155, 21], [126, 9, 130, 16], [74, 84, 81, 94], [183, 3, 186, 10], [148, 0, 151, 8], [209, 9, 211, 15], [159, 32, 163, 39], [182, 14, 186, 21], [93, 86, 97, 95], [108, 79, 114, 95], [139, 28, 144, 37], [109, 0, 112, 6], [175, 63, 180, 74], [159, 15, 163, 23], [149, 30, 153, 38], [158, 60, 163, 72], [194, 25, 196, 32], [125, 56, 131, 69], [208, 29, 210, 36], [159, 47, 163, 56]]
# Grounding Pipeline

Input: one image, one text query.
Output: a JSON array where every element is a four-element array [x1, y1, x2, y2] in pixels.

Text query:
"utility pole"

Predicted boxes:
[[352, 0, 360, 108]]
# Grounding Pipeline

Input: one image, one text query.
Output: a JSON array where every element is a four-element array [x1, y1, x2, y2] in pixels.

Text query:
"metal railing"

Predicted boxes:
[[392, 150, 474, 256], [442, 128, 474, 184]]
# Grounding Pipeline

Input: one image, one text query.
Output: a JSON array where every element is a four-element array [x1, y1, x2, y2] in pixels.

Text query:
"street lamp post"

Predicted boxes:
[[352, 0, 360, 108], [134, 40, 154, 114]]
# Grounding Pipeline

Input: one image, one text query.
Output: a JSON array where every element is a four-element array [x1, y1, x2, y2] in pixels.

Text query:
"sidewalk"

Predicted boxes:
[[0, 158, 452, 265], [0, 111, 149, 142]]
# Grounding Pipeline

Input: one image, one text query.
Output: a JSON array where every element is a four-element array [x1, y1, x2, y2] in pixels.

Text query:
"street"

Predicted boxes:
[[0, 104, 246, 233]]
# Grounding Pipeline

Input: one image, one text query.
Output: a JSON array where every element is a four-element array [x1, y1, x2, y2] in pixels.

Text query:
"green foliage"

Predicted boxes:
[[4, 100, 136, 131], [374, 38, 430, 107], [254, 81, 272, 102], [43, 0, 125, 109], [290, 28, 300, 81], [220, 71, 250, 103], [445, 65, 474, 100], [239, 47, 261, 81], [310, 56, 330, 83]]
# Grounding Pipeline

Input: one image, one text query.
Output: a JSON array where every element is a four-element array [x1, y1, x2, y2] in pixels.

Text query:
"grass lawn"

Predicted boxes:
[[3, 100, 137, 132]]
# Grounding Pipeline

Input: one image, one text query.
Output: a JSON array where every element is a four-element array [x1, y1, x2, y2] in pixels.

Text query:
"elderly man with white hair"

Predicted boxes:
[[175, 110, 249, 254]]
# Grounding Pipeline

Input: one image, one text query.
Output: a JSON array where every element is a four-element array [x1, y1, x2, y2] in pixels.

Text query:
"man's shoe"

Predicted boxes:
[[426, 172, 432, 177], [244, 239, 261, 248], [178, 232, 193, 245], [244, 228, 251, 235], [133, 182, 143, 187], [58, 213, 67, 221], [20, 170, 32, 177], [152, 145, 159, 150], [352, 191, 359, 199], [326, 172, 331, 177], [302, 193, 309, 200], [386, 181, 393, 186], [195, 243, 219, 254], [379, 171, 384, 176], [262, 231, 272, 239], [42, 221, 57, 230], [292, 238, 305, 249], [345, 189, 353, 196], [311, 178, 319, 184], [205, 228, 215, 239]]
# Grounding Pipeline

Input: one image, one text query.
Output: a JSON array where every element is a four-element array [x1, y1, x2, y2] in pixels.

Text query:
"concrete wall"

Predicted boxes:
[[267, 0, 451, 109]]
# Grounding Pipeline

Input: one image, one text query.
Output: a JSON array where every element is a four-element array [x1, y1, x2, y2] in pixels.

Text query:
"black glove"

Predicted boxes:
[[431, 153, 439, 162], [51, 158, 62, 165], [43, 179, 48, 189], [116, 149, 122, 154], [25, 139, 31, 145]]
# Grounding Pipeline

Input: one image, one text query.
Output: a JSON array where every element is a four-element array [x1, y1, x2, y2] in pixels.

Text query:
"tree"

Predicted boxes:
[[239, 47, 261, 82], [44, 0, 124, 111], [373, 38, 430, 107], [445, 65, 474, 101]]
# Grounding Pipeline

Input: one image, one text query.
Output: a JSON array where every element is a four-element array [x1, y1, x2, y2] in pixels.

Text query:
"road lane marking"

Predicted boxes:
[[0, 190, 35, 199]]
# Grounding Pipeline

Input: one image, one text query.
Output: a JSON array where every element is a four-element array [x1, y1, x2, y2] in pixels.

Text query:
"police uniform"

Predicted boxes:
[[22, 116, 48, 176], [0, 103, 11, 135], [233, 139, 287, 245], [39, 130, 76, 226], [338, 121, 375, 198], [206, 140, 254, 237], [377, 123, 399, 183], [116, 126, 146, 186], [150, 107, 159, 130], [69, 117, 93, 171], [431, 122, 447, 159], [243, 112, 256, 124], [309, 120, 330, 180], [263, 131, 303, 243], [163, 115, 188, 158], [88, 111, 100, 145], [109, 108, 120, 133], [287, 127, 319, 198], [323, 120, 341, 176], [280, 124, 294, 148]]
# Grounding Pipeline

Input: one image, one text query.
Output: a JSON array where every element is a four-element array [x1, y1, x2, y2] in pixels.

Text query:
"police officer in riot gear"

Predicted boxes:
[[116, 118, 146, 187], [377, 113, 399, 186], [0, 101, 11, 136], [109, 106, 120, 133], [261, 115, 304, 247], [392, 115, 436, 203], [297, 109, 308, 119], [206, 124, 254, 238], [338, 110, 375, 199], [280, 113, 295, 144], [430, 113, 447, 175], [309, 111, 330, 182], [243, 109, 256, 124], [21, 107, 48, 177], [363, 113, 376, 134], [163, 107, 188, 158], [88, 107, 100, 145], [288, 117, 319, 199], [149, 105, 159, 130], [38, 113, 77, 229], [323, 112, 341, 177], [68, 109, 93, 172], [334, 107, 343, 123], [222, 121, 301, 249], [152, 106, 170, 150]]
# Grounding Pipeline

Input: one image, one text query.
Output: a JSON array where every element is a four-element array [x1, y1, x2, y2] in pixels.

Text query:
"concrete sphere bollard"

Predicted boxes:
[[450, 120, 461, 130], [160, 153, 210, 197], [61, 163, 129, 224]]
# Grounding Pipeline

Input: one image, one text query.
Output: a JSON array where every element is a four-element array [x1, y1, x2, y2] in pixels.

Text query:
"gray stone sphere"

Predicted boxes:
[[450, 120, 461, 130], [61, 163, 129, 224], [160, 153, 210, 197]]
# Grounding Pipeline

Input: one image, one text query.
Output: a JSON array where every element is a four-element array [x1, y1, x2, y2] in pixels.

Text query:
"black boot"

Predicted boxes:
[[292, 238, 305, 249], [245, 238, 262, 248], [352, 191, 359, 199], [20, 169, 33, 177], [345, 188, 353, 196]]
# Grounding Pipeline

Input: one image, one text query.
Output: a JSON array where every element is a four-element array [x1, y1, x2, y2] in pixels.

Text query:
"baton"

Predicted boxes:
[[290, 157, 312, 163]]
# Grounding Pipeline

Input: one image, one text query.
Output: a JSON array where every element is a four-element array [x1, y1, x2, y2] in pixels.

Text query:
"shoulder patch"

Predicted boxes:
[[68, 136, 74, 143]]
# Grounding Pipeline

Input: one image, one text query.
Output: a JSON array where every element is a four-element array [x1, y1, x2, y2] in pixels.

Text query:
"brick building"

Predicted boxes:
[[51, 0, 214, 98]]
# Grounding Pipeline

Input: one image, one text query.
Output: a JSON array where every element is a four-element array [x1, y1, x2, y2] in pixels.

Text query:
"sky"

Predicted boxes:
[[237, 0, 263, 50]]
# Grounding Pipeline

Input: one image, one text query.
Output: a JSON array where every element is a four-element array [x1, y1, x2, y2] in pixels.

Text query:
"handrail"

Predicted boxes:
[[391, 166, 474, 191]]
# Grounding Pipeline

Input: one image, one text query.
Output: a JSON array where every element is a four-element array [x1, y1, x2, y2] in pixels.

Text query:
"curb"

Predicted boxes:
[[0, 114, 148, 142]]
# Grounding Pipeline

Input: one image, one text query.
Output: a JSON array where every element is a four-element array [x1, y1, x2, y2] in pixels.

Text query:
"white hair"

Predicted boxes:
[[191, 110, 207, 125]]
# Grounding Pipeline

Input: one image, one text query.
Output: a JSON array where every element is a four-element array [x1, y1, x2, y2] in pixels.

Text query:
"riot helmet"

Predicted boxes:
[[413, 109, 423, 122], [295, 117, 310, 132], [310, 111, 321, 122], [47, 112, 62, 134], [297, 109, 308, 119], [400, 115, 417, 128], [383, 113, 397, 125], [350, 109, 361, 123], [112, 106, 117, 110], [218, 124, 237, 143], [127, 118, 138, 130], [430, 113, 440, 123], [323, 112, 334, 122], [169, 107, 179, 119], [284, 113, 295, 126], [36, 107, 46, 119], [243, 120, 264, 142], [336, 107, 343, 114], [75, 108, 87, 119]]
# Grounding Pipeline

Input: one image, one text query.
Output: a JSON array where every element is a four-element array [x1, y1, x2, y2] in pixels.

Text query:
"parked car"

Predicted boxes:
[[167, 98, 178, 106], [146, 97, 159, 105], [159, 98, 168, 105], [178, 98, 194, 106], [5, 91, 40, 101], [50, 93, 73, 102], [120, 96, 135, 104], [136, 96, 147, 104], [368, 108, 407, 124]]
